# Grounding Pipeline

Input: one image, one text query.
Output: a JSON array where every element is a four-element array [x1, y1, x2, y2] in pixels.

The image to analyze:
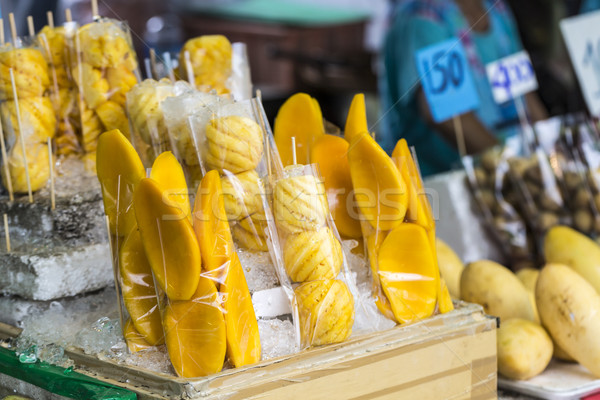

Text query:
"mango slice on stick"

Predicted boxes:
[[274, 93, 324, 167], [344, 93, 369, 142], [123, 319, 153, 353], [163, 276, 226, 377], [347, 133, 408, 231], [119, 229, 164, 345], [378, 223, 439, 324], [221, 253, 261, 367], [97, 129, 145, 236], [133, 178, 201, 301], [150, 151, 192, 223], [311, 134, 361, 238], [193, 170, 235, 282], [392, 139, 434, 231], [438, 278, 454, 314]]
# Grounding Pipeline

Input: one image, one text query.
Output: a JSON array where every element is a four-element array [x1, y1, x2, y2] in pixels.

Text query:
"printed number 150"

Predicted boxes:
[[422, 50, 464, 95]]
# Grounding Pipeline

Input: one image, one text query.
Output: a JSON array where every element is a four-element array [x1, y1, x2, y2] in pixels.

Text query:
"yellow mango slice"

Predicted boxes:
[[344, 93, 369, 142], [392, 139, 434, 231], [97, 129, 145, 236], [364, 227, 395, 320], [163, 276, 227, 377], [221, 253, 261, 367], [123, 319, 153, 353], [438, 279, 454, 314], [347, 133, 408, 231], [150, 151, 192, 223], [274, 93, 324, 166], [192, 170, 234, 282], [119, 229, 164, 345], [311, 134, 361, 238], [378, 223, 439, 324], [133, 178, 201, 301]]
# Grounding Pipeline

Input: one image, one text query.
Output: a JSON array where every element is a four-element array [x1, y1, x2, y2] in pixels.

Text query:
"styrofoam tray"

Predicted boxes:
[[499, 360, 600, 399]]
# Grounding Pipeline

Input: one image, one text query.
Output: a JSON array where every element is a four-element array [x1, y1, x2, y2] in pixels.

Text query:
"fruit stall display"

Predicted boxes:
[[0, 7, 500, 400]]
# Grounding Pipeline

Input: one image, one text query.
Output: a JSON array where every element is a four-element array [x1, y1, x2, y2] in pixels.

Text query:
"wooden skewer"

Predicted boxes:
[[4, 214, 10, 253], [9, 13, 18, 46], [9, 69, 33, 203], [291, 137, 297, 165], [27, 16, 35, 37], [452, 115, 467, 159], [149, 48, 158, 80], [65, 8, 73, 23], [0, 119, 14, 202], [143, 58, 152, 81], [47, 11, 55, 29], [91, 0, 100, 20], [0, 18, 4, 45], [47, 138, 55, 210]]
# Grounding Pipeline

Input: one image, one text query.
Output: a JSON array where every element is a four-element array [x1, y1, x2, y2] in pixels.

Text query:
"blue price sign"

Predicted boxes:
[[415, 38, 480, 123]]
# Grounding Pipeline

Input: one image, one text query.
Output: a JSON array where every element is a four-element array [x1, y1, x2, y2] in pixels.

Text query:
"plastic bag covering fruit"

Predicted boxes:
[[221, 170, 264, 221], [221, 252, 261, 367], [364, 227, 395, 320], [96, 129, 145, 236], [438, 279, 454, 314], [392, 139, 434, 231], [0, 47, 50, 101], [274, 93, 325, 167], [273, 172, 328, 234], [150, 152, 192, 223], [163, 275, 226, 377], [348, 133, 408, 231], [310, 134, 361, 238], [193, 170, 234, 281], [119, 229, 164, 346], [295, 279, 354, 347], [378, 223, 439, 323], [123, 319, 153, 353], [205, 115, 264, 174], [344, 93, 369, 142], [2, 140, 50, 193], [283, 226, 343, 282], [179, 35, 232, 95], [133, 178, 201, 301]]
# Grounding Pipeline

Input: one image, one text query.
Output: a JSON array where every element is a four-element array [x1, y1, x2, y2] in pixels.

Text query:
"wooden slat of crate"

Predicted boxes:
[[68, 303, 496, 400]]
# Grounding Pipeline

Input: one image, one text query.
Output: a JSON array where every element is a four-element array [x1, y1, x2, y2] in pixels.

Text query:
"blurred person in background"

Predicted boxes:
[[378, 0, 547, 177]]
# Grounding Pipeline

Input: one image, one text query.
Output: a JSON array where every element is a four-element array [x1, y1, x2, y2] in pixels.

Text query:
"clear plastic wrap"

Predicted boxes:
[[343, 131, 445, 325], [179, 35, 252, 101], [464, 138, 537, 269], [269, 163, 355, 348], [97, 129, 261, 377], [161, 87, 234, 187], [72, 17, 140, 171], [125, 78, 180, 165], [0, 35, 55, 194], [38, 21, 80, 157]]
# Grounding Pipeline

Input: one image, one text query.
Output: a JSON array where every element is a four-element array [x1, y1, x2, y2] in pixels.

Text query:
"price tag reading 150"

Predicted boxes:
[[416, 38, 480, 123]]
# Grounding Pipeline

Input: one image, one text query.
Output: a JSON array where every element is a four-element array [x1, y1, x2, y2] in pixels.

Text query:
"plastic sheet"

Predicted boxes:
[[0, 35, 55, 194], [38, 22, 81, 157], [178, 35, 252, 101], [0, 347, 136, 400], [72, 17, 140, 171]]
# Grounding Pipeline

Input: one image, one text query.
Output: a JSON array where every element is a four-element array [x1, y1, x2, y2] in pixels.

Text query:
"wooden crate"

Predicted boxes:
[[63, 303, 497, 400]]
